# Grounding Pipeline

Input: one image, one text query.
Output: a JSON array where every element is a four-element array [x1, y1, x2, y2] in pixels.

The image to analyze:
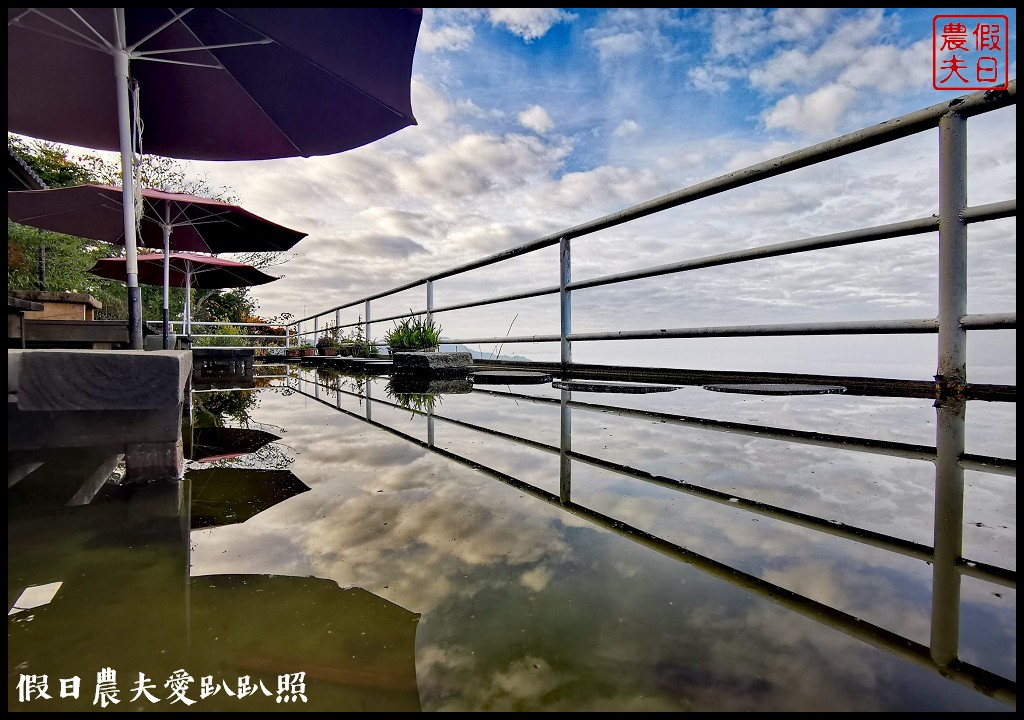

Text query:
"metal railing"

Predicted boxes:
[[286, 83, 1016, 399], [284, 365, 1015, 707], [148, 320, 291, 352]]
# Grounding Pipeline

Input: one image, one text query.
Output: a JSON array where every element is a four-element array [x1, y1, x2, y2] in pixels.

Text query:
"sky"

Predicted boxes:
[[14, 8, 1019, 381]]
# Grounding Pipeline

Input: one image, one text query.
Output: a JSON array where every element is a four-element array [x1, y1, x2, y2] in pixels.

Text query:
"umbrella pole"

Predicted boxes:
[[185, 269, 192, 339], [114, 18, 144, 350], [163, 207, 172, 350]]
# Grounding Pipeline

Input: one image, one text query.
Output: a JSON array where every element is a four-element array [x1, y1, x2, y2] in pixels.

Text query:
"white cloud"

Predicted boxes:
[[539, 165, 665, 217], [417, 8, 487, 52], [487, 8, 576, 41], [418, 20, 476, 52], [770, 8, 835, 41], [710, 8, 772, 59], [614, 120, 642, 137], [836, 38, 933, 93], [397, 132, 571, 201], [518, 105, 555, 134], [688, 64, 746, 93], [584, 8, 688, 65], [590, 31, 646, 62], [761, 84, 859, 136], [749, 9, 886, 91]]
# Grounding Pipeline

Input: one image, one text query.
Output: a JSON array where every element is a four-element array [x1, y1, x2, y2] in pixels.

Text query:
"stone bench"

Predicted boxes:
[[9, 349, 192, 486], [391, 351, 473, 377]]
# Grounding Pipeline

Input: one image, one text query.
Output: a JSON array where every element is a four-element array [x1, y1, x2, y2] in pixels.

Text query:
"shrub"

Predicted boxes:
[[316, 325, 340, 352], [386, 312, 441, 351]]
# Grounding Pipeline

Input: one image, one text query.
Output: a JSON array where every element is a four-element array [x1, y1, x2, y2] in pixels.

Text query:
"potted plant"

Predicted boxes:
[[316, 327, 340, 356], [347, 316, 382, 358], [386, 312, 441, 353], [297, 343, 316, 357]]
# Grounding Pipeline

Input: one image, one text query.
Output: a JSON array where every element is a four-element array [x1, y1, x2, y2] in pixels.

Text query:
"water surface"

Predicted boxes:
[[8, 365, 1016, 711]]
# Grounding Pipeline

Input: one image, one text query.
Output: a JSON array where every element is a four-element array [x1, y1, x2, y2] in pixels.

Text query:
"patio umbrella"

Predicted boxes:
[[8, 8, 422, 349], [88, 251, 279, 338], [8, 183, 306, 348]]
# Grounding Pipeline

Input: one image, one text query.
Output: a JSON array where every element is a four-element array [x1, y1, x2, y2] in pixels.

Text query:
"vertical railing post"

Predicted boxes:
[[559, 388, 571, 504], [559, 236, 572, 366], [930, 396, 966, 666], [285, 322, 291, 352], [335, 308, 341, 342], [364, 300, 372, 352], [365, 376, 372, 422], [426, 280, 434, 323], [937, 111, 968, 396], [314, 316, 319, 349]]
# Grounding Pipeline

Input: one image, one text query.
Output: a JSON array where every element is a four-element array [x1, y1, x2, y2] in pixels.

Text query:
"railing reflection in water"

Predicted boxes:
[[286, 365, 1016, 708]]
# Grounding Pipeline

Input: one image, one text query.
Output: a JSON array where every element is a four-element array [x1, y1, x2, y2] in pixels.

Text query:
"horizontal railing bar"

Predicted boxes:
[[389, 395, 945, 561], [960, 313, 1016, 329], [445, 316, 1014, 346], [431, 286, 560, 314], [469, 387, 1015, 475], [290, 375, 1017, 705], [470, 359, 1014, 401], [569, 215, 940, 292], [958, 454, 1016, 477], [149, 321, 284, 328], [305, 375, 1014, 587], [449, 333, 560, 345], [961, 198, 1016, 223], [323, 201, 1017, 322], [189, 345, 274, 350], [309, 199, 1017, 325], [188, 335, 283, 340], [569, 318, 942, 341], [290, 83, 1016, 326], [450, 315, 1016, 346]]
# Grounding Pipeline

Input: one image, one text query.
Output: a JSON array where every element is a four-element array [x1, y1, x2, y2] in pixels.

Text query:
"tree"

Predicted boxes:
[[8, 135, 92, 188]]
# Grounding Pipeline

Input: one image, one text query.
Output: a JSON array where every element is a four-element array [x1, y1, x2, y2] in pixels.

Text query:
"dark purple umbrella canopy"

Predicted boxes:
[[8, 7, 422, 348], [89, 252, 279, 338], [8, 8, 423, 160], [8, 184, 307, 254], [89, 252, 279, 289], [10, 184, 304, 349]]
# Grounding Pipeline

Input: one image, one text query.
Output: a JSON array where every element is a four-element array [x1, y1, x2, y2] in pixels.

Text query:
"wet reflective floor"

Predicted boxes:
[[8, 364, 1016, 711]]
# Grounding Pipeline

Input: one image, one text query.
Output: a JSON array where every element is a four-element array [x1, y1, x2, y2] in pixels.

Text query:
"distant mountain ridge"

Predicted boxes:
[[439, 343, 530, 362]]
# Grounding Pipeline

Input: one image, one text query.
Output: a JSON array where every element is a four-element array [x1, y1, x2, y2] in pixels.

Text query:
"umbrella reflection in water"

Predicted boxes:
[[187, 467, 310, 530]]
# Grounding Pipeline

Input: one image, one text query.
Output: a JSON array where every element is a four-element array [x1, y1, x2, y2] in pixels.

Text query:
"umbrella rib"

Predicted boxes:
[[221, 10, 416, 122], [128, 8, 273, 68], [10, 10, 115, 54], [134, 56, 224, 70], [135, 38, 275, 59], [175, 17, 306, 156], [126, 8, 194, 53]]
